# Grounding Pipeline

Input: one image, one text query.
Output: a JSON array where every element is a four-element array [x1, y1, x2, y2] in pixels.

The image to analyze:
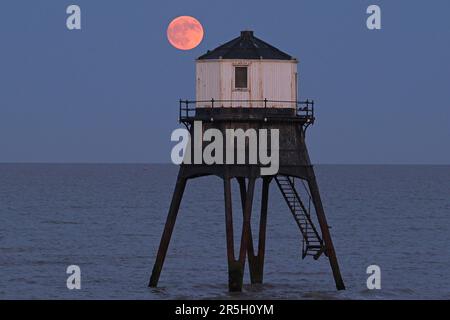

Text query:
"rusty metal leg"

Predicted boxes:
[[225, 177, 255, 292], [237, 178, 256, 278], [307, 174, 345, 290], [149, 173, 187, 287], [239, 177, 256, 276], [224, 177, 241, 292], [251, 177, 270, 284], [238, 177, 270, 284]]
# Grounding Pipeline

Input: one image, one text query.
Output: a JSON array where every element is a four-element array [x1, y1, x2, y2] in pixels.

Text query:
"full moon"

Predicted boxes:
[[167, 16, 204, 50]]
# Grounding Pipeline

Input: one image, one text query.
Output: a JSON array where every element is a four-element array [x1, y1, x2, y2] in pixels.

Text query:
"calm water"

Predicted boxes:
[[0, 164, 449, 300]]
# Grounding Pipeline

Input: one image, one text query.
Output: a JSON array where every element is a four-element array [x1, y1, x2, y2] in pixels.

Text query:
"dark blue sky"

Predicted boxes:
[[0, 0, 449, 164]]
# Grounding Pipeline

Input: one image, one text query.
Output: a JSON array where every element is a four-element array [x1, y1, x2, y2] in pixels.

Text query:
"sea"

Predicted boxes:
[[0, 164, 449, 299]]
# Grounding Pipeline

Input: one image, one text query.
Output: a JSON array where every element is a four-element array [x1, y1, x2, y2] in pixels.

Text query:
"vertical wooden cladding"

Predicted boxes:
[[261, 61, 297, 108], [196, 59, 298, 108], [196, 61, 220, 108]]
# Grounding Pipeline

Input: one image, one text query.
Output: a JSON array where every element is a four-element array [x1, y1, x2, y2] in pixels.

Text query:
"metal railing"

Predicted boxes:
[[179, 99, 315, 122]]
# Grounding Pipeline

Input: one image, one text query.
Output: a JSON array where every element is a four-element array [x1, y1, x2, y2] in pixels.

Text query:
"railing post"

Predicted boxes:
[[264, 98, 267, 119], [303, 101, 305, 117], [179, 99, 182, 122], [308, 99, 311, 118]]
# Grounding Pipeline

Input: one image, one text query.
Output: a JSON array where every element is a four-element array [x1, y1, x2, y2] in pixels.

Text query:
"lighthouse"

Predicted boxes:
[[149, 31, 345, 292]]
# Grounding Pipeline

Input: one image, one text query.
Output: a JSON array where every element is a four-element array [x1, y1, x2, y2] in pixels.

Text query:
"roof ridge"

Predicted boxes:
[[252, 35, 292, 59]]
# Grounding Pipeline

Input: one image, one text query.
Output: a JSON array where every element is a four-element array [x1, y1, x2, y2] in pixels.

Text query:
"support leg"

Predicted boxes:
[[238, 177, 270, 284], [224, 177, 255, 292], [237, 178, 256, 278], [224, 177, 240, 291], [307, 174, 345, 290], [149, 174, 187, 287], [252, 177, 270, 284]]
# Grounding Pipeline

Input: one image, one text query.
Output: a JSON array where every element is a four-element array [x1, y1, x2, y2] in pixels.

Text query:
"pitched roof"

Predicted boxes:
[[197, 31, 294, 60]]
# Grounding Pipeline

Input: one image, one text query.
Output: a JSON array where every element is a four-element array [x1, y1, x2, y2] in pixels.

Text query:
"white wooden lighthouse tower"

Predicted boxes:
[[196, 31, 298, 108]]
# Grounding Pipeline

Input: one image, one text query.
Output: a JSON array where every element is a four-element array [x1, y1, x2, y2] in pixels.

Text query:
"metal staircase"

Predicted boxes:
[[275, 175, 325, 260]]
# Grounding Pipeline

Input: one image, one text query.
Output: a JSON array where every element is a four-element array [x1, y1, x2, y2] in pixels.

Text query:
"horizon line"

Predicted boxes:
[[0, 162, 449, 166]]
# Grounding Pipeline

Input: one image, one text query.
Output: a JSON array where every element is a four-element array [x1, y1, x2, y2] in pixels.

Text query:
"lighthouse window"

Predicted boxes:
[[235, 66, 248, 89]]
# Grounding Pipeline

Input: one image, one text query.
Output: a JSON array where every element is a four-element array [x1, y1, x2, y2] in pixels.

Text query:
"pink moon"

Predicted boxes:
[[167, 16, 204, 50]]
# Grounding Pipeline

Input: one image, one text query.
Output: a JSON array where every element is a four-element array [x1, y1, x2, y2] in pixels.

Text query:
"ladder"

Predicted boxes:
[[275, 175, 325, 260]]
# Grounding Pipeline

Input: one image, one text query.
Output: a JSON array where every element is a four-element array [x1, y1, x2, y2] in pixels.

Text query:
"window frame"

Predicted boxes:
[[234, 66, 249, 90]]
